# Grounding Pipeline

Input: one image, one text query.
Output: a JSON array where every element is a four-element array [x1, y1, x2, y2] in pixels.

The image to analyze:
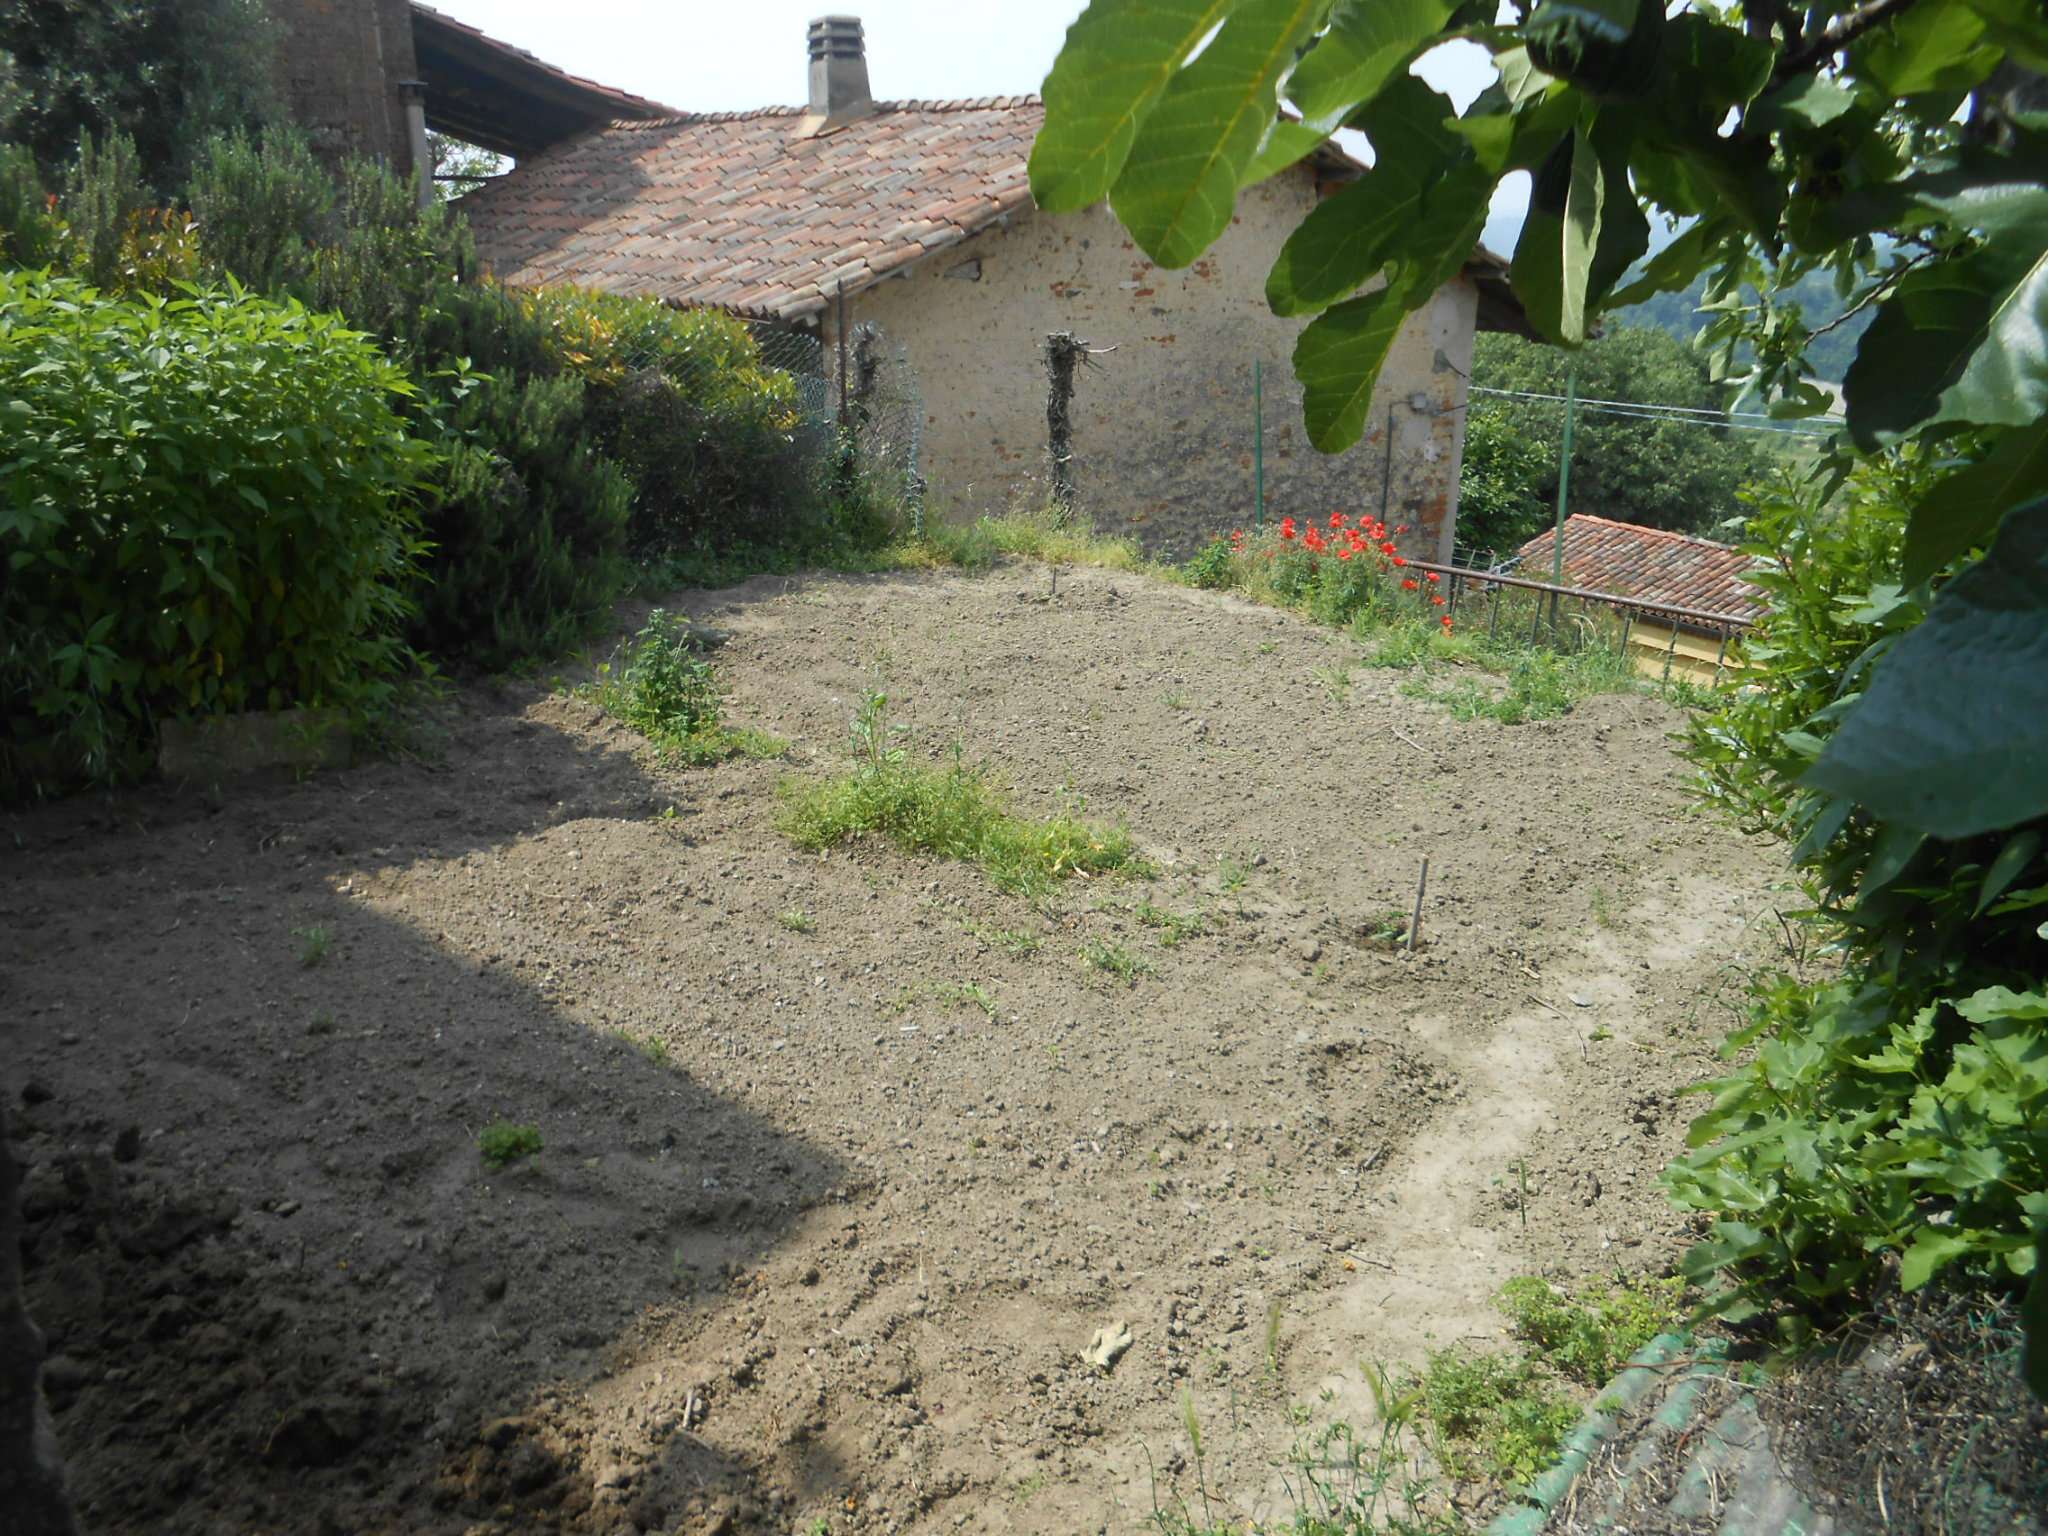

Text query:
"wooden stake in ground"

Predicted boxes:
[[1407, 857, 1429, 954]]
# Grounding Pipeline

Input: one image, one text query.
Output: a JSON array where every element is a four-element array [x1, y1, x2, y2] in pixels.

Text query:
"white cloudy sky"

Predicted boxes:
[[429, 0, 1532, 252]]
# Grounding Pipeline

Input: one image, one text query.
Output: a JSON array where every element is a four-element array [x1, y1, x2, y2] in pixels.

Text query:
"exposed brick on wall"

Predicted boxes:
[[840, 174, 1476, 562], [270, 0, 418, 174]]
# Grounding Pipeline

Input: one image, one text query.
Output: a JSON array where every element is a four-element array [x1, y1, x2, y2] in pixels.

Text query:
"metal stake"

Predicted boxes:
[[1254, 359, 1265, 531], [1547, 359, 1579, 632]]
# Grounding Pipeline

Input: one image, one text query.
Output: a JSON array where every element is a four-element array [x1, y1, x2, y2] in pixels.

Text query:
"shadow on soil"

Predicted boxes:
[[2, 688, 844, 1533]]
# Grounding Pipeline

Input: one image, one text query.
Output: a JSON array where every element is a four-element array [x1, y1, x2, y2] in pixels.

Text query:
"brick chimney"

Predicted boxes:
[[806, 16, 871, 121]]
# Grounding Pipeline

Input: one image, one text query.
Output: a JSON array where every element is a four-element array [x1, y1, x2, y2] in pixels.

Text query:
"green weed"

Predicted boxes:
[[1415, 1347, 1578, 1485], [896, 504, 1148, 573], [1148, 1368, 1463, 1535], [1496, 1274, 1684, 1385], [1135, 900, 1205, 946], [586, 609, 788, 765], [778, 908, 817, 933], [931, 980, 999, 1018], [961, 917, 1041, 957], [780, 687, 1144, 898], [1590, 887, 1618, 929], [1080, 938, 1153, 985], [294, 925, 331, 968], [478, 1121, 543, 1170]]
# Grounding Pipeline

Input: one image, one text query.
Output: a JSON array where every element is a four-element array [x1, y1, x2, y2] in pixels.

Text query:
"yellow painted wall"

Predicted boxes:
[[1626, 621, 1747, 684], [831, 178, 1478, 560]]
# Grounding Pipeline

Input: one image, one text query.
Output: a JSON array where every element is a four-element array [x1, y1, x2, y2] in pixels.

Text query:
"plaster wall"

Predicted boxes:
[[840, 171, 1477, 560]]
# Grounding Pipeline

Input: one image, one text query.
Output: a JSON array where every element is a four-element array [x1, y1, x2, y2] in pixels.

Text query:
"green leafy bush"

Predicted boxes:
[[0, 143, 67, 267], [1415, 1348, 1578, 1484], [1182, 535, 1236, 589], [1667, 460, 2048, 1331], [0, 272, 431, 795], [184, 132, 634, 669], [1456, 402, 1554, 559], [417, 370, 633, 669]]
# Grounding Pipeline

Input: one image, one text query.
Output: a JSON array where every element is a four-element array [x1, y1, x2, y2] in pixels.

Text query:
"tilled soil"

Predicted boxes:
[[3, 565, 1783, 1535]]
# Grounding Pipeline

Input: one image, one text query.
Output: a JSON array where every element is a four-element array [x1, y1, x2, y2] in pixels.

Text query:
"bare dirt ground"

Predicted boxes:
[[2, 565, 1785, 1535]]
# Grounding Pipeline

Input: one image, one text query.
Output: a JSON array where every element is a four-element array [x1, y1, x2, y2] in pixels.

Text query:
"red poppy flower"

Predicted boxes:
[[1430, 594, 1446, 606], [1280, 518, 1297, 541], [1392, 555, 1407, 567], [1401, 578, 1419, 591], [1396, 523, 1411, 534], [1425, 571, 1440, 584], [1328, 513, 1345, 529], [1336, 546, 1354, 560]]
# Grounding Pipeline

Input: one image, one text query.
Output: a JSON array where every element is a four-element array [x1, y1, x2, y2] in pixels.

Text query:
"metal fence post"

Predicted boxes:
[[1546, 359, 1578, 634], [1254, 358, 1265, 531]]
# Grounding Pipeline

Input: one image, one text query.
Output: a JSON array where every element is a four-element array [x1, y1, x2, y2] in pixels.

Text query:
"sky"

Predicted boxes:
[[428, 0, 1533, 252]]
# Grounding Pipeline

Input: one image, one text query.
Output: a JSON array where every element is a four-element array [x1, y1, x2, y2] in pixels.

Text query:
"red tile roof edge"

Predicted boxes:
[[410, 2, 677, 118]]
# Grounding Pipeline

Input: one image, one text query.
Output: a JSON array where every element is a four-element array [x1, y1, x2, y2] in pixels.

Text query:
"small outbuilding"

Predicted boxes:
[[458, 15, 1531, 557], [1515, 514, 1762, 682]]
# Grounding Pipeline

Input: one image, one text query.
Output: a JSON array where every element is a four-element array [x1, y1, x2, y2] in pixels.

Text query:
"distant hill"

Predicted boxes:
[[1613, 268, 1874, 384]]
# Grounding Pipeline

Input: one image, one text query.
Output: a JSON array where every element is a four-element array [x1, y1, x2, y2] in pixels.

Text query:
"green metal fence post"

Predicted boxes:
[[1254, 358, 1265, 530], [1547, 359, 1579, 636]]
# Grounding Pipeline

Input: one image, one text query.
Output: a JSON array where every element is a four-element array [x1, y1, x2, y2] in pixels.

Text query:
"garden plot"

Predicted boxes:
[[3, 565, 1782, 1535]]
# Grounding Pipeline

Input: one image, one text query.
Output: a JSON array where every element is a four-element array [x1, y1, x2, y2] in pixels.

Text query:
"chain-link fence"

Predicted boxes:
[[835, 321, 925, 525]]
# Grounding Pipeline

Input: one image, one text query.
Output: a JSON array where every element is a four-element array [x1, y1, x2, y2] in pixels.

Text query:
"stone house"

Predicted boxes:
[[456, 16, 1530, 558]]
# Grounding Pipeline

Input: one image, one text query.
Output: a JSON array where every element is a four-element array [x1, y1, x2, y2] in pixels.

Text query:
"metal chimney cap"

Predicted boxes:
[[807, 16, 865, 59]]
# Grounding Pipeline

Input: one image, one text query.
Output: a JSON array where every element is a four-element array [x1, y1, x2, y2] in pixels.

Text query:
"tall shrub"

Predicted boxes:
[[516, 286, 829, 552], [0, 272, 432, 795], [184, 131, 633, 669], [1667, 458, 2048, 1327], [416, 370, 633, 669]]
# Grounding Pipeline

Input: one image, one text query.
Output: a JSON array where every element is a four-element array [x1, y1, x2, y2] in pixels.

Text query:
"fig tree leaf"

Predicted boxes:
[[1294, 286, 1412, 452], [1512, 121, 1604, 344], [1903, 418, 2048, 586], [1806, 496, 2048, 837], [1844, 222, 2048, 448], [1287, 0, 1457, 120], [1030, 0, 1236, 213], [1109, 0, 1331, 267], [1266, 77, 1481, 316]]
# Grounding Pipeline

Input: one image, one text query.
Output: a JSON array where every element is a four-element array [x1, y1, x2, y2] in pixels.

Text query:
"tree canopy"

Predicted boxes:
[[1467, 324, 1771, 541], [0, 0, 279, 193]]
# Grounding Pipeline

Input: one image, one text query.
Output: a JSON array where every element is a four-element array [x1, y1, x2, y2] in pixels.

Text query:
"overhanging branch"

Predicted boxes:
[[1774, 0, 1923, 79]]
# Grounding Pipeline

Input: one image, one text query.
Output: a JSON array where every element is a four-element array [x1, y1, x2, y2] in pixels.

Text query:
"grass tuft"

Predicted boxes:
[[893, 503, 1149, 574], [780, 686, 1144, 898]]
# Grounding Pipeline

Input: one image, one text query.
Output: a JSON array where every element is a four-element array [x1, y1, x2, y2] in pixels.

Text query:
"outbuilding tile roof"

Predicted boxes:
[[460, 99, 1048, 321], [1514, 514, 1762, 622]]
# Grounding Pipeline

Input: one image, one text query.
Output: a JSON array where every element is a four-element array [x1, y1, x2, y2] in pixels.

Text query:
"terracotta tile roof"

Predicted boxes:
[[460, 99, 1049, 321], [1513, 514, 1762, 623], [459, 98, 1514, 326]]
